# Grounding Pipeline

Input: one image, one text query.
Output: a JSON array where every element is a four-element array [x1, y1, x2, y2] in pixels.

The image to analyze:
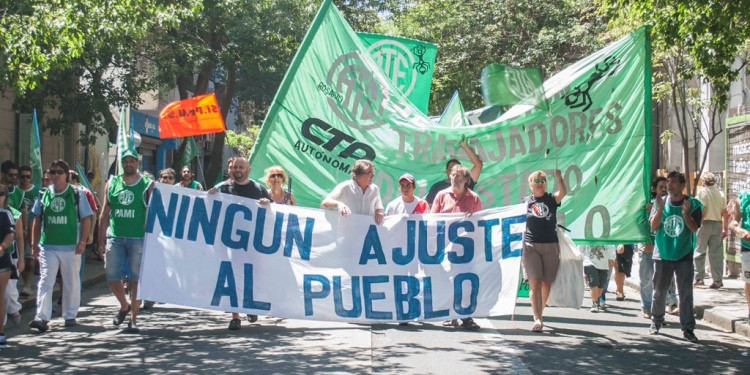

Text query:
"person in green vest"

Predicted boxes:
[[727, 190, 750, 323], [175, 166, 203, 190], [98, 151, 154, 334], [18, 165, 40, 297], [649, 171, 702, 343], [1, 161, 23, 210], [28, 160, 94, 332]]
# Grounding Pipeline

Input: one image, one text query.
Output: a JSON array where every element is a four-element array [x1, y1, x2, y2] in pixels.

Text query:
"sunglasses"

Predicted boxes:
[[270, 173, 284, 179], [20, 175, 32, 179], [50, 169, 66, 175], [533, 178, 547, 183], [161, 175, 175, 180]]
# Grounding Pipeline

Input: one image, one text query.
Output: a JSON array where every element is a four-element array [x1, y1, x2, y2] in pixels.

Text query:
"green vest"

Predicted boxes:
[[740, 191, 750, 249], [40, 185, 79, 246], [22, 185, 40, 211], [107, 175, 151, 238], [654, 196, 702, 261], [8, 185, 24, 211], [175, 180, 202, 190]]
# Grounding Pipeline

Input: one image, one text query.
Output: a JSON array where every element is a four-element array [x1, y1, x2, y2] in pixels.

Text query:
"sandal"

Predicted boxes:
[[616, 294, 625, 301], [461, 318, 480, 330], [442, 319, 458, 327], [113, 305, 131, 326], [228, 318, 241, 330], [531, 320, 543, 333]]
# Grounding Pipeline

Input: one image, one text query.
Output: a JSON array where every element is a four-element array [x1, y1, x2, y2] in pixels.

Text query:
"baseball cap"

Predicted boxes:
[[398, 173, 415, 185], [121, 150, 139, 160]]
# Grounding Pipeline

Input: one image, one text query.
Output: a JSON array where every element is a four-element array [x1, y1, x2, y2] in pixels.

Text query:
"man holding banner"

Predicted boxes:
[[98, 151, 154, 334], [209, 156, 271, 330], [424, 140, 483, 205], [321, 159, 385, 224]]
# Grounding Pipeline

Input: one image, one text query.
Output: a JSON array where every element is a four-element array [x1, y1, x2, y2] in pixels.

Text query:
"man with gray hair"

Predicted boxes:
[[694, 172, 727, 289], [321, 159, 384, 224]]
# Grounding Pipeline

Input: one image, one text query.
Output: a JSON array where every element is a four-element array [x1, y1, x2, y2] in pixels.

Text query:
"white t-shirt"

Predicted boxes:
[[323, 180, 383, 216], [385, 196, 428, 215], [581, 245, 616, 270], [697, 185, 725, 221]]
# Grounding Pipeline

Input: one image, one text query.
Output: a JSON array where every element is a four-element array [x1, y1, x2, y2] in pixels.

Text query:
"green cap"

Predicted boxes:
[[121, 149, 139, 160]]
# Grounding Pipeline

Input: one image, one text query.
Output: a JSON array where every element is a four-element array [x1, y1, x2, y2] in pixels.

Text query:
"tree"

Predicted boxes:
[[391, 0, 605, 115], [599, 0, 750, 194], [0, 1, 201, 144]]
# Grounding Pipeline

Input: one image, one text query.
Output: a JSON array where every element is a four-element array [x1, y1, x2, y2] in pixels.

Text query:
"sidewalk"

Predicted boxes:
[[17, 250, 107, 314], [625, 252, 750, 340]]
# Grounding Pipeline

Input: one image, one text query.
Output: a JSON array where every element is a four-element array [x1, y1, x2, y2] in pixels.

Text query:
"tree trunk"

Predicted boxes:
[[205, 63, 236, 186]]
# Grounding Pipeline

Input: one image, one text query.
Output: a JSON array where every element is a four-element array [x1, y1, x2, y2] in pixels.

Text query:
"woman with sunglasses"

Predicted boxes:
[[158, 168, 177, 185], [523, 169, 566, 333], [264, 166, 296, 205], [0, 184, 19, 348]]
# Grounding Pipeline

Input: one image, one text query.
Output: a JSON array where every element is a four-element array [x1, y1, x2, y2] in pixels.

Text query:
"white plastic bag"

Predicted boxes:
[[547, 227, 584, 309]]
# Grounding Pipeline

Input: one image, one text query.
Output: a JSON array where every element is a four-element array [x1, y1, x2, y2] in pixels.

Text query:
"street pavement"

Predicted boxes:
[[2, 254, 750, 374]]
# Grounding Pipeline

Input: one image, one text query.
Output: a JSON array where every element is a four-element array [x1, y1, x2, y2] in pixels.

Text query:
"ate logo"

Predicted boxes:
[[367, 40, 418, 97], [49, 197, 66, 213], [118, 190, 135, 206], [327, 52, 390, 130], [663, 215, 684, 238]]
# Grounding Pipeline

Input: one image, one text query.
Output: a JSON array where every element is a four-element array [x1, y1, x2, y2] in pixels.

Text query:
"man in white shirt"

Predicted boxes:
[[321, 159, 384, 224], [385, 173, 428, 215], [694, 172, 727, 288]]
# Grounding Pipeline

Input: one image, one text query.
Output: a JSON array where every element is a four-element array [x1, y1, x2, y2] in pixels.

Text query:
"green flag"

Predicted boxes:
[[249, 0, 651, 244], [437, 91, 467, 128], [116, 106, 137, 175], [179, 137, 199, 168], [30, 109, 43, 187], [481, 64, 545, 108], [75, 162, 94, 192], [357, 32, 436, 114]]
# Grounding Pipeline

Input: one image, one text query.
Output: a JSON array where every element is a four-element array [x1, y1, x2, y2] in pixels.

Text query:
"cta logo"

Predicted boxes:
[[663, 215, 684, 238], [301, 118, 376, 161], [118, 190, 135, 206], [367, 40, 418, 97], [326, 52, 389, 130]]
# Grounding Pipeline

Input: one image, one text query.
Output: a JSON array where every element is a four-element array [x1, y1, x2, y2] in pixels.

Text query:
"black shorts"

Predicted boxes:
[[616, 251, 633, 277], [0, 251, 13, 273], [584, 265, 609, 288]]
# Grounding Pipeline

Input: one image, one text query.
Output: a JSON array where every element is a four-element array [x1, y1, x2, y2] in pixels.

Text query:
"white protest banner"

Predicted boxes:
[[139, 184, 525, 323]]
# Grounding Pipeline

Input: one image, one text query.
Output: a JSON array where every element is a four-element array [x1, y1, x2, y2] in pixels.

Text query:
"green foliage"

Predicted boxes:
[[391, 0, 605, 114], [225, 126, 261, 157]]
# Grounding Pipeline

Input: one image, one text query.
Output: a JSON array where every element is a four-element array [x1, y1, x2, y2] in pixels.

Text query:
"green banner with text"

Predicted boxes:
[[250, 0, 651, 244]]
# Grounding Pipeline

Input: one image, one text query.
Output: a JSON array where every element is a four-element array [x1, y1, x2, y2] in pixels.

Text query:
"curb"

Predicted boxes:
[[624, 278, 750, 340]]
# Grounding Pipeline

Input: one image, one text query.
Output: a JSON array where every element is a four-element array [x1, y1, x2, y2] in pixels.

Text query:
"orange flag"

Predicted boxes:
[[159, 94, 226, 138]]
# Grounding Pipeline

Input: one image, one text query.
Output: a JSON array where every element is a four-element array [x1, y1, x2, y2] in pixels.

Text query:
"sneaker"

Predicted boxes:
[[29, 319, 49, 333], [0, 333, 6, 349], [113, 305, 131, 327], [461, 318, 480, 330], [649, 323, 661, 335], [123, 322, 140, 334], [442, 319, 458, 327], [642, 309, 652, 319], [246, 314, 258, 323], [590, 303, 599, 313], [228, 318, 241, 330], [683, 329, 699, 342], [20, 286, 32, 297], [708, 282, 723, 289], [64, 318, 77, 327], [9, 312, 21, 325], [598, 303, 607, 312]]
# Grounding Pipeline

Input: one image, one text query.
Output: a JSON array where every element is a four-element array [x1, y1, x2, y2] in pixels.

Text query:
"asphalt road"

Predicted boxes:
[[2, 283, 749, 374]]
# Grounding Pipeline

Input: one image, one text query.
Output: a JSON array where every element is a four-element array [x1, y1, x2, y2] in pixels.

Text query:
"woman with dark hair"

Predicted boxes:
[[159, 168, 177, 184], [0, 183, 19, 348]]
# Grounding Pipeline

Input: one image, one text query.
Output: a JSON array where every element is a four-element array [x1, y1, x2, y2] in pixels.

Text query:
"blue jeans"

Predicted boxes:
[[104, 237, 144, 283]]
